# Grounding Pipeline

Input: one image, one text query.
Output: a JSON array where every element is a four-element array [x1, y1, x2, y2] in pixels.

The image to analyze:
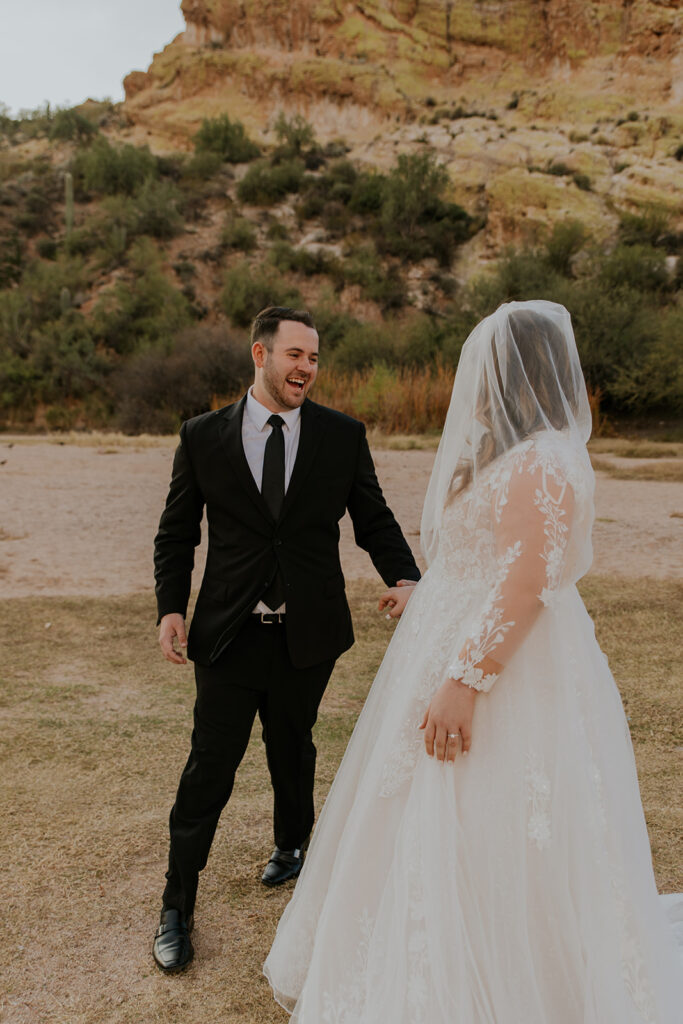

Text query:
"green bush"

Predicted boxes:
[[453, 231, 681, 415], [93, 240, 193, 354], [268, 241, 336, 277], [237, 158, 305, 205], [310, 292, 359, 349], [48, 108, 98, 143], [0, 231, 24, 287], [545, 219, 587, 276], [595, 244, 669, 294], [348, 172, 385, 214], [31, 312, 107, 403], [222, 215, 258, 252], [71, 138, 159, 196], [131, 178, 184, 240], [325, 315, 444, 374], [572, 173, 591, 192], [377, 152, 472, 265], [65, 181, 184, 268], [341, 245, 405, 309], [181, 150, 224, 181], [273, 112, 316, 157], [618, 208, 672, 249], [266, 219, 289, 241], [114, 325, 253, 434], [220, 261, 302, 327], [193, 114, 260, 163]]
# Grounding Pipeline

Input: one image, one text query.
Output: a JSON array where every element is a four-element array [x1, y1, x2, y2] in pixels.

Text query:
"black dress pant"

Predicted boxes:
[[162, 616, 335, 917]]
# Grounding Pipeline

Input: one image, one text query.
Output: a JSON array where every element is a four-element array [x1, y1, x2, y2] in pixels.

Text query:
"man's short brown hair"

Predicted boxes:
[[250, 306, 316, 352]]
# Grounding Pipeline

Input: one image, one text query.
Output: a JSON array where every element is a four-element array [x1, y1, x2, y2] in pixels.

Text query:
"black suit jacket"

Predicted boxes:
[[154, 395, 420, 668]]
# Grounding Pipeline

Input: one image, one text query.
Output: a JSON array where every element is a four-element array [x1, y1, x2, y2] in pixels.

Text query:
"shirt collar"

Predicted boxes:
[[246, 387, 301, 432]]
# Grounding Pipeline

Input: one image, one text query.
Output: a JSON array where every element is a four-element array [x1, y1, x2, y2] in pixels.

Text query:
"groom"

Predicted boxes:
[[152, 306, 420, 972]]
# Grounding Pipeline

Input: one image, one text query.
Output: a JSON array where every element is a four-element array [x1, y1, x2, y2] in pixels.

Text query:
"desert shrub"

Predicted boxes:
[[266, 219, 289, 241], [572, 173, 591, 191], [193, 114, 260, 163], [115, 325, 253, 433], [325, 315, 443, 373], [0, 231, 24, 287], [455, 232, 681, 415], [221, 261, 303, 327], [595, 244, 669, 294], [273, 112, 316, 158], [341, 245, 405, 309], [131, 178, 184, 239], [618, 208, 672, 249], [181, 150, 224, 181], [348, 171, 385, 214], [377, 152, 472, 265], [297, 161, 355, 222], [7, 256, 88, 334], [71, 138, 159, 197], [310, 293, 359, 350], [30, 312, 107, 403], [93, 240, 193, 354], [222, 215, 257, 252], [237, 158, 305, 205], [604, 303, 683, 412], [547, 162, 572, 177], [545, 219, 588, 276], [36, 237, 58, 260], [12, 181, 57, 236], [66, 182, 184, 268], [268, 241, 336, 277], [48, 108, 98, 143], [326, 322, 392, 372]]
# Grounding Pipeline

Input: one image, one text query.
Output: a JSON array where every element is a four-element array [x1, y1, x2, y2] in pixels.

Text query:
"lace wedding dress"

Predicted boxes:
[[264, 303, 683, 1023]]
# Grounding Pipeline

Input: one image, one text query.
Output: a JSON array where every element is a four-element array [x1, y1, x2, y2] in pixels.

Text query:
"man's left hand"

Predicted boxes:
[[379, 581, 417, 619]]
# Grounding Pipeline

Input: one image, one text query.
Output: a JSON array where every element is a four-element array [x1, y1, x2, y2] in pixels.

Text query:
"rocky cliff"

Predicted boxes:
[[124, 1, 681, 258]]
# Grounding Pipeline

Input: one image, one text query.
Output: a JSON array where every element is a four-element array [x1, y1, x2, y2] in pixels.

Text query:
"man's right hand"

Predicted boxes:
[[159, 613, 188, 664]]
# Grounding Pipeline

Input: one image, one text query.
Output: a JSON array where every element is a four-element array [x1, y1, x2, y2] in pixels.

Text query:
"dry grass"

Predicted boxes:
[[0, 433, 175, 450], [590, 455, 683, 483], [588, 439, 683, 460], [0, 578, 680, 1023]]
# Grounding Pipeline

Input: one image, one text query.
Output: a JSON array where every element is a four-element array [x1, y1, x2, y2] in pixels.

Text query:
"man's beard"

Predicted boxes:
[[262, 359, 309, 409]]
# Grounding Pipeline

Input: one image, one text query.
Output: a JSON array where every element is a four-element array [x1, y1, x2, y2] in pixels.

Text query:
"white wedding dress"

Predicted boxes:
[[264, 304, 683, 1024]]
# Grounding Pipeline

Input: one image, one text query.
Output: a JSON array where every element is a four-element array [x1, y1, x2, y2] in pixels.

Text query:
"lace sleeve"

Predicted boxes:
[[447, 448, 575, 692]]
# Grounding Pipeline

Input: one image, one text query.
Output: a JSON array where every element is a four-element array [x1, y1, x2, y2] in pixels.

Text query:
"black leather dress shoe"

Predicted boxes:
[[152, 908, 194, 973], [261, 846, 305, 887]]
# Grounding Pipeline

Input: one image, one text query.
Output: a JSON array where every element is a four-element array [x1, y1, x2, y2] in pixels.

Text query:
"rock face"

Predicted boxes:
[[122, 0, 682, 256]]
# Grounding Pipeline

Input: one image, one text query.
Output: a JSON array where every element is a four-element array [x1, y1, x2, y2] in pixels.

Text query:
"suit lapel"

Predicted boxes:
[[280, 399, 324, 522], [218, 396, 274, 522]]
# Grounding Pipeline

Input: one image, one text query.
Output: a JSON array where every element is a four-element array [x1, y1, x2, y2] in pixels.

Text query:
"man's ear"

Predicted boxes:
[[252, 341, 266, 369]]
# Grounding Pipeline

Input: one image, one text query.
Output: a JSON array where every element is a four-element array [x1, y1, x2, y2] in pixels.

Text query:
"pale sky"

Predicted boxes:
[[0, 0, 186, 115]]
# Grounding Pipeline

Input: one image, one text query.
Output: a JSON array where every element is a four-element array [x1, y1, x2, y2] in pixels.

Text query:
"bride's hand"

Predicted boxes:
[[419, 678, 477, 762], [378, 583, 416, 619]]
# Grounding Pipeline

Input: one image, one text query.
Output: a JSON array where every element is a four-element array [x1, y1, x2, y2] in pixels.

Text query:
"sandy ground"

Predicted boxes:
[[1, 438, 682, 597]]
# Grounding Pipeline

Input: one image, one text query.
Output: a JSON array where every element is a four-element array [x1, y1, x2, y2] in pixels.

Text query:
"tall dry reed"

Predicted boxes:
[[213, 365, 605, 436]]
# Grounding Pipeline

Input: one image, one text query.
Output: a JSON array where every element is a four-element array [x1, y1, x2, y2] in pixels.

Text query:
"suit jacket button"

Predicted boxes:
[[274, 539, 282, 546]]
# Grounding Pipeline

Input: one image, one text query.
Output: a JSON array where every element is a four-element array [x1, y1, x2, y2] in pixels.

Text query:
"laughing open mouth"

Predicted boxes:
[[287, 377, 307, 392]]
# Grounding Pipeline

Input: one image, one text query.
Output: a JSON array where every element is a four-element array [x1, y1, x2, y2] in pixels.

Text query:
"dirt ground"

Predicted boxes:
[[0, 435, 681, 1024], [1, 437, 682, 597]]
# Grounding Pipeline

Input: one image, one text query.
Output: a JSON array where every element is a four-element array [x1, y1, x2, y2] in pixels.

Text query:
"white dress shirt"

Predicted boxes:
[[243, 387, 301, 613]]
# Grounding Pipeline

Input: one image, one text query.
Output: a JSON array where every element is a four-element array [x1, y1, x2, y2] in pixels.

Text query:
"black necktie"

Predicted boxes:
[[261, 414, 285, 519], [261, 414, 286, 609]]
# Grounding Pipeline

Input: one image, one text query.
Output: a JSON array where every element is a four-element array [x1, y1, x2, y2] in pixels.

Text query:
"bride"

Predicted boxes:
[[264, 300, 683, 1022]]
